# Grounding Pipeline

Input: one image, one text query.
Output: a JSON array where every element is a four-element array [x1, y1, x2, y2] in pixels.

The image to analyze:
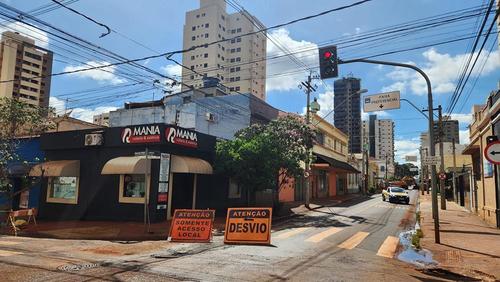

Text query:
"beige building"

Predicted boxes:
[[181, 0, 267, 100], [463, 93, 500, 228], [0, 31, 53, 108], [93, 112, 110, 127]]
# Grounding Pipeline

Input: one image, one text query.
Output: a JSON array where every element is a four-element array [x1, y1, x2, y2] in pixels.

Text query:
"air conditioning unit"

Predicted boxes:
[[205, 112, 216, 122], [84, 133, 103, 146]]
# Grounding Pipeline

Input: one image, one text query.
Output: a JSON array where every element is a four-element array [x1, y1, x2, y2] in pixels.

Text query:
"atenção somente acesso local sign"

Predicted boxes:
[[120, 125, 198, 148]]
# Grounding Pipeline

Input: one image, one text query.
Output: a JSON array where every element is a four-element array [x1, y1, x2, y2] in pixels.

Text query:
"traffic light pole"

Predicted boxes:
[[338, 58, 440, 243]]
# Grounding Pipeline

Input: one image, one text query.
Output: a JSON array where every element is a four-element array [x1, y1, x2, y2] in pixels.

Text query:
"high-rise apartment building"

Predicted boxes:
[[362, 114, 395, 163], [181, 0, 267, 100], [432, 119, 460, 144], [334, 77, 362, 153], [0, 31, 53, 109]]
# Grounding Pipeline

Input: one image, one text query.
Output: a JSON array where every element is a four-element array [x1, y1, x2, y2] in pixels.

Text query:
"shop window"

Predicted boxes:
[[47, 176, 79, 204], [119, 174, 146, 204], [228, 179, 241, 199]]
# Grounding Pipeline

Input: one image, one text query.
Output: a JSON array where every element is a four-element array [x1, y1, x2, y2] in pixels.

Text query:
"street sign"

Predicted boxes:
[[422, 156, 441, 166], [439, 173, 446, 180], [224, 207, 272, 245], [405, 155, 418, 162], [363, 91, 400, 112], [484, 140, 500, 165], [169, 209, 215, 242]]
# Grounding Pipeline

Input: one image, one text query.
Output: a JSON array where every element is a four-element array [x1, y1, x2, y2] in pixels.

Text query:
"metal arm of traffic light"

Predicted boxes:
[[338, 57, 441, 244]]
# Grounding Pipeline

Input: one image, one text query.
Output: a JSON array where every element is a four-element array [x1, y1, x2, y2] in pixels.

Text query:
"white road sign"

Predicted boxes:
[[422, 156, 440, 166], [363, 91, 400, 112], [405, 155, 418, 162], [484, 141, 500, 165]]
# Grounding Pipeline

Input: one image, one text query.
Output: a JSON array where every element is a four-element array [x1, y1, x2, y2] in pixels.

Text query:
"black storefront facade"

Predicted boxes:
[[31, 124, 229, 223]]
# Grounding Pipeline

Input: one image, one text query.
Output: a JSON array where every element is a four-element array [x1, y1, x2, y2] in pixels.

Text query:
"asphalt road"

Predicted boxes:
[[0, 191, 454, 281]]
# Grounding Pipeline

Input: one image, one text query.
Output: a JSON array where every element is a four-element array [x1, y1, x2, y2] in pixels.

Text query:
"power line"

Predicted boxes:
[[50, 0, 111, 38]]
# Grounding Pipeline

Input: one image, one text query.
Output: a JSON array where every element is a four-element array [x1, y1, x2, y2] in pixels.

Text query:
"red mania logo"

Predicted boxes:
[[165, 127, 198, 148], [121, 125, 161, 144]]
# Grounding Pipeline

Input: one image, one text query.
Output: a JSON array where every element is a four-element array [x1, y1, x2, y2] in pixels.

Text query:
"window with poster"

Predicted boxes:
[[119, 174, 147, 204], [47, 176, 79, 204]]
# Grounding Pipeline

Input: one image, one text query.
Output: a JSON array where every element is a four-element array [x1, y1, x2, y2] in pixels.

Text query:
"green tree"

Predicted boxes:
[[215, 116, 315, 207], [394, 162, 419, 179], [0, 98, 54, 193]]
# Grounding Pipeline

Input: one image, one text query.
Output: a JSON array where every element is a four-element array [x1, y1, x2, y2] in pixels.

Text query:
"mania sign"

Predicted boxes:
[[165, 127, 198, 148], [121, 125, 161, 144]]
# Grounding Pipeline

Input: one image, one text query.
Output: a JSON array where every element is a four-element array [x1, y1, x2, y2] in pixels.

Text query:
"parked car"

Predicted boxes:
[[382, 187, 410, 204], [388, 180, 408, 189]]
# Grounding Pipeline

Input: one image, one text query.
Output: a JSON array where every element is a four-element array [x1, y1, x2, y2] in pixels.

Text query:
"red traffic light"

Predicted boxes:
[[323, 51, 332, 59]]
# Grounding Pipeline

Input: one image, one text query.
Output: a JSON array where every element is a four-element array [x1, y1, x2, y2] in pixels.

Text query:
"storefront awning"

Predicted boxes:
[[101, 155, 213, 175], [462, 143, 480, 155], [171, 155, 213, 174], [314, 154, 360, 173], [101, 156, 150, 175], [29, 160, 80, 177]]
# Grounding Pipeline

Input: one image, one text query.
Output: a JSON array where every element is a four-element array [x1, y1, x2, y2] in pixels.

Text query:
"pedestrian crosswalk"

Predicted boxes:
[[273, 227, 400, 259]]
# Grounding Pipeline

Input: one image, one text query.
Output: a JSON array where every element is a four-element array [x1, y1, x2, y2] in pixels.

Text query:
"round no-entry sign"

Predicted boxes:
[[484, 141, 500, 165], [439, 173, 446, 180]]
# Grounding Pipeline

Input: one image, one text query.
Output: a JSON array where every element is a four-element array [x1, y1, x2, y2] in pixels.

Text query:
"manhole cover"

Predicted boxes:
[[57, 263, 99, 272]]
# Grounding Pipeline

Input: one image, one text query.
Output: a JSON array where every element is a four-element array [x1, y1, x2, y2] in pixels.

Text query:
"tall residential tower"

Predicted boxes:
[[334, 77, 362, 153], [0, 31, 53, 109], [181, 0, 267, 99]]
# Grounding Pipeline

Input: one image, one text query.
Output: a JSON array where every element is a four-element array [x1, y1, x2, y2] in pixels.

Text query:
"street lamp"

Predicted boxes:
[[310, 97, 320, 114]]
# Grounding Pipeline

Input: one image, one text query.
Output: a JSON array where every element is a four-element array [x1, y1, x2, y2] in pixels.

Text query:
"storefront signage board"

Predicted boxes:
[[165, 127, 198, 148], [122, 125, 161, 144], [224, 207, 272, 245], [169, 209, 215, 242]]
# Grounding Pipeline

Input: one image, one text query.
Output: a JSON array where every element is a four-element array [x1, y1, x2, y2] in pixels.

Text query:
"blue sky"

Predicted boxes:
[[2, 0, 499, 163]]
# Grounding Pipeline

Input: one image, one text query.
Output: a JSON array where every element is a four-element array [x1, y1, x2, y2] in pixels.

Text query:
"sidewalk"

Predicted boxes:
[[1, 193, 367, 241], [419, 193, 500, 281]]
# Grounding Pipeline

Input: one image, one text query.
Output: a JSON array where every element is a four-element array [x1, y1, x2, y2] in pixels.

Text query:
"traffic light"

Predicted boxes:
[[318, 45, 338, 79]]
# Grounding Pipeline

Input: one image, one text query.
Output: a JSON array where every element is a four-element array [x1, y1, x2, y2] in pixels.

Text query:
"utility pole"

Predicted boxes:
[[385, 153, 388, 181], [451, 138, 457, 203], [300, 72, 317, 208], [438, 105, 446, 210]]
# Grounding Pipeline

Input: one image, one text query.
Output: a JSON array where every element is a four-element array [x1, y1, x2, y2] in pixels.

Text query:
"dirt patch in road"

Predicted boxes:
[[81, 241, 171, 256]]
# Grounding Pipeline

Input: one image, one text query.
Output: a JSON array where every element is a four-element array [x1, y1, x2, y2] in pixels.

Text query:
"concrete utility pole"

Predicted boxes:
[[338, 58, 440, 243], [301, 72, 317, 208], [452, 137, 457, 203], [438, 105, 446, 210]]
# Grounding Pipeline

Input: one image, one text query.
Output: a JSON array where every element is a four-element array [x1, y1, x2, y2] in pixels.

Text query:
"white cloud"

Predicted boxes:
[[381, 81, 406, 93], [266, 28, 317, 92], [63, 61, 126, 85], [459, 129, 470, 145], [355, 27, 361, 34], [162, 64, 182, 78], [449, 112, 472, 125], [49, 97, 117, 123], [395, 139, 420, 164], [160, 64, 182, 93], [0, 22, 49, 48], [382, 48, 500, 96]]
